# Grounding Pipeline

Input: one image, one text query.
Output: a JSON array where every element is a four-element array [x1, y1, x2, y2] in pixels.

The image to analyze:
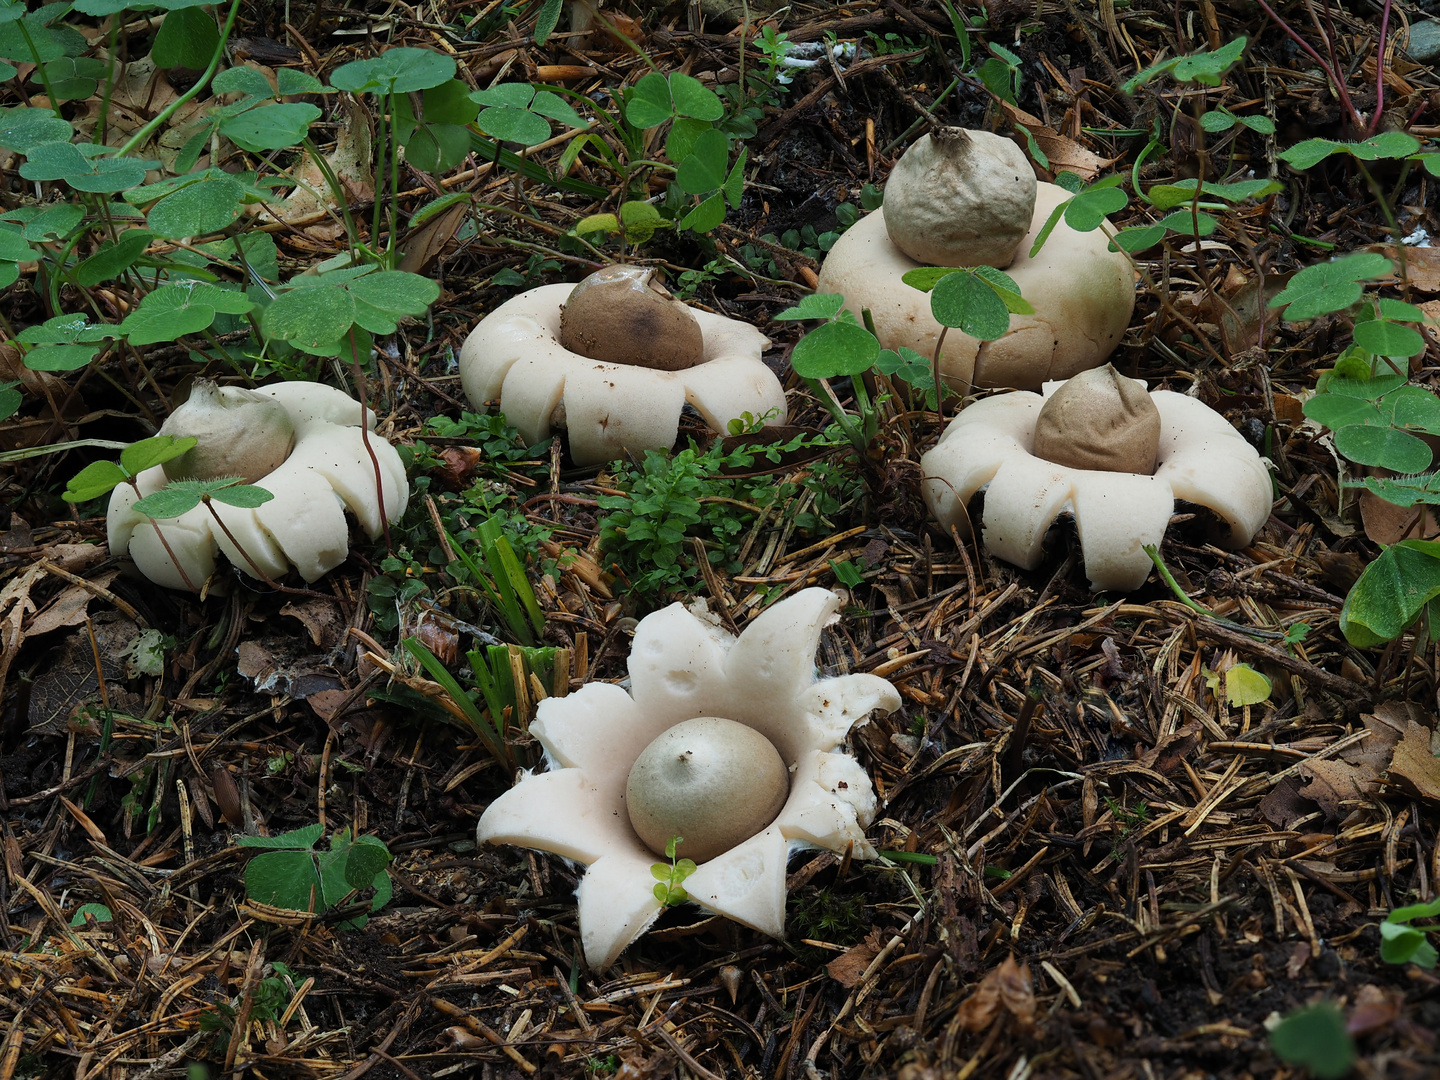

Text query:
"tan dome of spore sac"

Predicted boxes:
[[1032, 364, 1161, 474], [883, 127, 1037, 269], [559, 265, 706, 371]]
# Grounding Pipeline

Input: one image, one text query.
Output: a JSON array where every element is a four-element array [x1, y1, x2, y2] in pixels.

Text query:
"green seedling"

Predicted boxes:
[[1380, 896, 1440, 967], [651, 836, 697, 906], [1269, 1002, 1355, 1079]]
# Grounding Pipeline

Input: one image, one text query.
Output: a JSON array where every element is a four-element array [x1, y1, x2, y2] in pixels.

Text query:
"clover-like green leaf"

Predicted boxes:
[[773, 293, 847, 321], [626, 72, 675, 129], [348, 270, 441, 334], [0, 106, 73, 152], [1353, 318, 1426, 358], [120, 281, 255, 345], [64, 459, 128, 503], [1269, 252, 1393, 321], [261, 284, 357, 352], [790, 320, 879, 379], [75, 229, 154, 286], [329, 47, 454, 94], [675, 128, 729, 194], [1340, 539, 1440, 647], [931, 269, 1011, 340], [144, 173, 246, 238], [1269, 1002, 1355, 1080], [20, 143, 150, 194], [151, 4, 219, 68], [120, 434, 198, 477], [220, 102, 321, 152]]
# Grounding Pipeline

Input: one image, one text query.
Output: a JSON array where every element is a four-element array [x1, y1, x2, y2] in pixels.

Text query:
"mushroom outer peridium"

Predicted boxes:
[[457, 284, 783, 467], [882, 127, 1037, 269], [159, 378, 296, 484], [625, 716, 790, 863], [1031, 364, 1161, 474], [559, 265, 706, 371], [107, 381, 409, 589], [816, 182, 1135, 393]]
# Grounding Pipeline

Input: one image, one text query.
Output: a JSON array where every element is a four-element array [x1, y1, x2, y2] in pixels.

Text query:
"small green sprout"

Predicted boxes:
[[651, 836, 697, 906]]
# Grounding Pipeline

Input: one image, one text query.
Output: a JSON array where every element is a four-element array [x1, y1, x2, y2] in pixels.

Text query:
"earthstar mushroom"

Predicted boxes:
[[107, 381, 409, 591], [476, 588, 901, 968], [920, 367, 1271, 590], [158, 378, 296, 484], [816, 126, 1135, 393], [460, 265, 787, 466]]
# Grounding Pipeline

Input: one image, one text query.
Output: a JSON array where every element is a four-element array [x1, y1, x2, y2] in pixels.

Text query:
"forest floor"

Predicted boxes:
[[4, 0, 1440, 1077]]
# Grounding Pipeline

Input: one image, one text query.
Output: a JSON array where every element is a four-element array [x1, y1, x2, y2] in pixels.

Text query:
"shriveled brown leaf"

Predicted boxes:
[[1366, 245, 1440, 293], [998, 102, 1114, 179], [1348, 984, 1402, 1036], [1386, 721, 1440, 803], [1298, 757, 1377, 818], [954, 955, 1034, 1032], [826, 929, 883, 987], [1259, 776, 1311, 830], [1361, 488, 1438, 544]]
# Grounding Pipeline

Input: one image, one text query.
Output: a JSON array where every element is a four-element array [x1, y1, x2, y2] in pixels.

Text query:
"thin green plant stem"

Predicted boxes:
[[300, 137, 362, 259], [16, 19, 59, 108], [93, 18, 121, 146], [372, 91, 390, 257], [1142, 544, 1281, 640], [117, 0, 242, 158], [1353, 158, 1409, 289]]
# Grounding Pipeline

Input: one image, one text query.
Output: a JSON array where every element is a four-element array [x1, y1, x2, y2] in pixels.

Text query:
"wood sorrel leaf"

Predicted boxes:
[[790, 320, 879, 378]]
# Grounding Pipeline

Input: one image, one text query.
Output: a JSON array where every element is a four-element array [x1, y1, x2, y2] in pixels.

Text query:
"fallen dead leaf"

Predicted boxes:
[[826, 929, 883, 987], [1298, 756, 1377, 818], [1348, 983, 1402, 1036], [1386, 721, 1440, 803], [1360, 489, 1437, 544], [999, 102, 1114, 180], [953, 955, 1034, 1032], [1366, 245, 1440, 293]]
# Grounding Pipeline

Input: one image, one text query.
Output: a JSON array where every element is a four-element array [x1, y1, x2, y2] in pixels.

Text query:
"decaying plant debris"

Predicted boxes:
[[3, 0, 1440, 1077]]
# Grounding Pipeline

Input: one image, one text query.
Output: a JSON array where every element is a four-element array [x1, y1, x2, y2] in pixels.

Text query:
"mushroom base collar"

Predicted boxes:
[[920, 379, 1272, 591], [107, 382, 410, 591], [475, 588, 901, 969], [460, 283, 786, 466], [817, 182, 1135, 393]]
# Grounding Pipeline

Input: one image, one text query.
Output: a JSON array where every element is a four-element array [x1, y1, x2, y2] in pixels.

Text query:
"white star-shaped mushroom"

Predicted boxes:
[[921, 380, 1272, 591], [459, 275, 786, 467], [476, 588, 901, 969]]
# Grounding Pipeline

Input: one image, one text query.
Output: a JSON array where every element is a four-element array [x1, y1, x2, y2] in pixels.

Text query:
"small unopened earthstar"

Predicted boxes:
[[920, 365, 1271, 590], [107, 379, 409, 591], [459, 265, 787, 466], [817, 126, 1134, 392], [475, 588, 901, 969]]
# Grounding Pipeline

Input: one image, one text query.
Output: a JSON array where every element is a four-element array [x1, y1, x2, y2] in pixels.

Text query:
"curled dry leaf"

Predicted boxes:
[[1348, 984, 1402, 1037], [953, 955, 1035, 1032], [825, 928, 883, 988], [1386, 721, 1440, 804]]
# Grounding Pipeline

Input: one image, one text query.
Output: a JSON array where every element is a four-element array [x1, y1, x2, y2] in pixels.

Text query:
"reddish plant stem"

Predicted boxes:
[[1370, 0, 1393, 135], [127, 478, 199, 593], [348, 329, 393, 554], [1251, 0, 1364, 133], [199, 496, 334, 600]]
